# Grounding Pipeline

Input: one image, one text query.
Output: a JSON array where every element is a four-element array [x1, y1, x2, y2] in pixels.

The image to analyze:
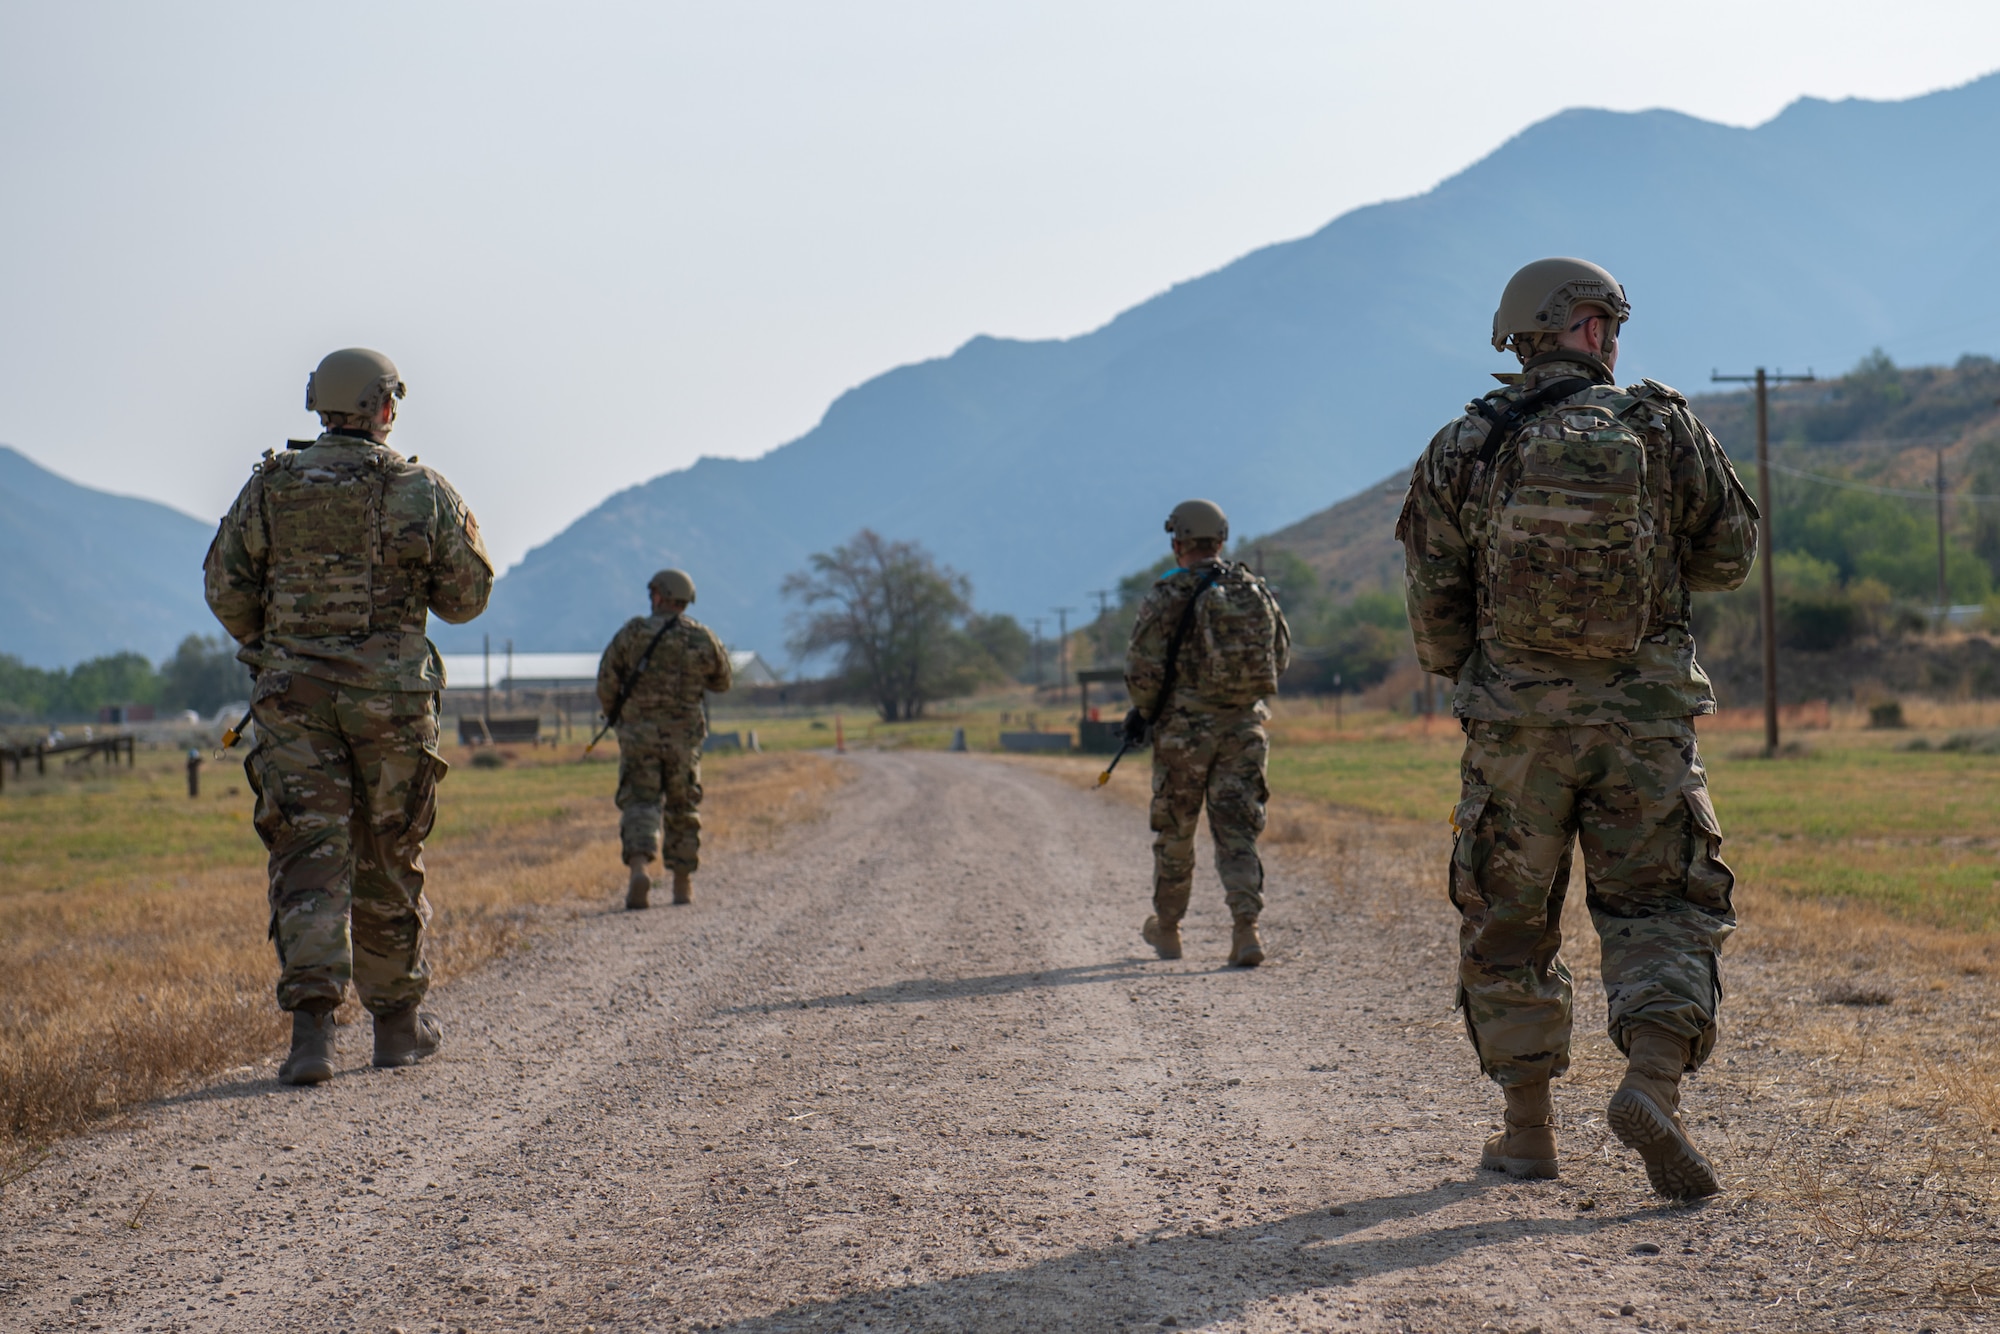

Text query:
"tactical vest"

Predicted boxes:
[[1476, 388, 1668, 660], [1189, 564, 1283, 708], [260, 445, 431, 640]]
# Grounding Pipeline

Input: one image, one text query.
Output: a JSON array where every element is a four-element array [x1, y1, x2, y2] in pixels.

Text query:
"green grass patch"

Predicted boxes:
[[1266, 731, 1463, 824], [1705, 745, 2000, 842], [1262, 716, 2000, 933], [1730, 838, 2000, 933]]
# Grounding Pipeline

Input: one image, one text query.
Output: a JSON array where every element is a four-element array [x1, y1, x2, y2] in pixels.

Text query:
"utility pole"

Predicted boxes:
[[1050, 607, 1076, 704], [1713, 366, 1814, 757], [1086, 589, 1114, 669], [482, 633, 492, 728], [1029, 617, 1044, 690], [1936, 448, 1949, 622]]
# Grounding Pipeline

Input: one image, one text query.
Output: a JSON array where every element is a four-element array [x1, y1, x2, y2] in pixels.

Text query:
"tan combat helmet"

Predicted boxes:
[[649, 568, 697, 604], [305, 348, 407, 417], [1491, 258, 1631, 358], [1166, 499, 1229, 544]]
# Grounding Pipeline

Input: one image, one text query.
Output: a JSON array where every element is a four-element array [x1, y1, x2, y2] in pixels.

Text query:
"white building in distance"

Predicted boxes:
[[437, 650, 780, 692]]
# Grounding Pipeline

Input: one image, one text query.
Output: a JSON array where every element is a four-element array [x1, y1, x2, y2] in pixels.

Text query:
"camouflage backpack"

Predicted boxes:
[[1190, 563, 1284, 707], [1474, 382, 1668, 660]]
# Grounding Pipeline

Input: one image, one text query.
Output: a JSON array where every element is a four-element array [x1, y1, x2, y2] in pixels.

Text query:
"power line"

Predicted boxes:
[[1761, 458, 2000, 502], [1736, 432, 1969, 453]]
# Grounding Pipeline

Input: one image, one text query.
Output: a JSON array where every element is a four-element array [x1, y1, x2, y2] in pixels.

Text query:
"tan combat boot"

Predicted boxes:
[[671, 870, 693, 905], [1228, 916, 1265, 968], [1141, 914, 1182, 960], [1480, 1079, 1558, 1179], [1608, 1027, 1719, 1199], [372, 1005, 443, 1068], [626, 858, 651, 910], [277, 1004, 336, 1087]]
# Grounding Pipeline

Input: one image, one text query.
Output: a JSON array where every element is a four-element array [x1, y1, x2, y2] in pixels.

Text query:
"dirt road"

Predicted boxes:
[[2, 751, 1977, 1332]]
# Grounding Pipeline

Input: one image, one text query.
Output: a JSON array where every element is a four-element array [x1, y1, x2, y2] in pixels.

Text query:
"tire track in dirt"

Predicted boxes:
[[3, 751, 1847, 1332]]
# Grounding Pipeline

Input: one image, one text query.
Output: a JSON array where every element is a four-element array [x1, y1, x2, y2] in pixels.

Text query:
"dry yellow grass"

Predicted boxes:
[[0, 742, 847, 1159]]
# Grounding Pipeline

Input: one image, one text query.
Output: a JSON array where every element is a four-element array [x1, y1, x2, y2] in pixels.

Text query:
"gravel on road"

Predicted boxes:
[[2, 750, 1974, 1332]]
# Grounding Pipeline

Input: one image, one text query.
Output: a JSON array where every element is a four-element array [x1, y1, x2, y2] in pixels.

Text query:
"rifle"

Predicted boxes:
[[585, 615, 681, 754], [1097, 565, 1222, 787]]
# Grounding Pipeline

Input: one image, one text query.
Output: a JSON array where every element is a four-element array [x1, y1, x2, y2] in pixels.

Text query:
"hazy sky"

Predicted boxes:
[[4, 2, 1998, 571]]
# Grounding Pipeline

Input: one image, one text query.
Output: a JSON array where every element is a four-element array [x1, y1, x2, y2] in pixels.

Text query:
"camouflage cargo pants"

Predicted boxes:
[[1151, 706, 1269, 925], [245, 672, 444, 1016], [1450, 718, 1736, 1087], [615, 723, 704, 872]]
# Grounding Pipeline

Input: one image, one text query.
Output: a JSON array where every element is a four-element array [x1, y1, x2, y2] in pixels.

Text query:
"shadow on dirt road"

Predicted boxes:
[[709, 1179, 1673, 1332]]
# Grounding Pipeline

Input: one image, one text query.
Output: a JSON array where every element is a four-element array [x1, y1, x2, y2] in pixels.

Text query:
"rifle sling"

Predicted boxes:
[[1468, 376, 1594, 472], [1147, 566, 1223, 727], [605, 614, 681, 730]]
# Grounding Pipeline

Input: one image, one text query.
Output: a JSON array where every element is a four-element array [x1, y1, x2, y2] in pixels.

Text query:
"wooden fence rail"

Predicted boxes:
[[0, 734, 136, 794]]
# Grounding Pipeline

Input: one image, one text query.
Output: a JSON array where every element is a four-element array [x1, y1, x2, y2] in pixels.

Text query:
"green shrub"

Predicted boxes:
[[1778, 593, 1862, 651], [1868, 701, 1906, 729]]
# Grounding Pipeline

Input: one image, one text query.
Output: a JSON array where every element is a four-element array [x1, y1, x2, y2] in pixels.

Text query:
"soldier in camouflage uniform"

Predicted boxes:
[[597, 569, 732, 909], [1125, 500, 1291, 968], [1397, 258, 1758, 1198], [205, 348, 492, 1087]]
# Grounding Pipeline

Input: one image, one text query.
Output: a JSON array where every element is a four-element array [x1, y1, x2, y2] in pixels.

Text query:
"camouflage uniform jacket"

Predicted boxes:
[[204, 433, 493, 691], [1125, 560, 1291, 719], [597, 614, 733, 729], [1396, 358, 1758, 724]]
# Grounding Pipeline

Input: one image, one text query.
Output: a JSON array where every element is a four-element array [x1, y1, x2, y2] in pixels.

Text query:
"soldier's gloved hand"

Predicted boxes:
[[1121, 708, 1151, 747]]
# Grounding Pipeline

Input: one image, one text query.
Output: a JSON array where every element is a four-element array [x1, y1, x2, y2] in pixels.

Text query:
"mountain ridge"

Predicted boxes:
[[447, 74, 2000, 660], [10, 75, 2000, 671], [0, 445, 218, 668]]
